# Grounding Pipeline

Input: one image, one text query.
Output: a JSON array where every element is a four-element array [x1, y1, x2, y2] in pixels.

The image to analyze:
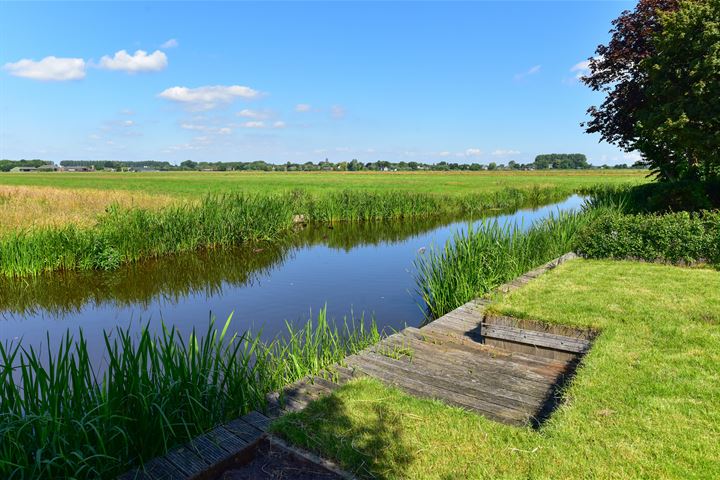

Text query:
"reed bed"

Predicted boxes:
[[415, 209, 603, 319], [0, 308, 380, 479], [0, 187, 571, 277]]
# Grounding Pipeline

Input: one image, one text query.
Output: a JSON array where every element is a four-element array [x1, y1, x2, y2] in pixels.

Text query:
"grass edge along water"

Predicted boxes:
[[0, 307, 380, 479], [0, 186, 574, 277], [415, 207, 603, 319]]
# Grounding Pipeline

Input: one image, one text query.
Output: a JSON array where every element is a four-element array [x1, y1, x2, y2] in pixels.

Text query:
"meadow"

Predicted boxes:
[[0, 170, 647, 199]]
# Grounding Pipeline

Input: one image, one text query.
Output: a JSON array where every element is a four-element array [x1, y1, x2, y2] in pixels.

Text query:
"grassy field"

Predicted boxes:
[[273, 260, 720, 479], [0, 170, 646, 233], [0, 170, 647, 198]]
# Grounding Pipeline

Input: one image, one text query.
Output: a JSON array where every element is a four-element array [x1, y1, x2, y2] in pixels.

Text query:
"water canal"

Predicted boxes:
[[0, 195, 585, 363]]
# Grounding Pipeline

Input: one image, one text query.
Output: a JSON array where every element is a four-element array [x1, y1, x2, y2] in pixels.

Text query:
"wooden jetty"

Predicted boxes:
[[119, 253, 593, 479]]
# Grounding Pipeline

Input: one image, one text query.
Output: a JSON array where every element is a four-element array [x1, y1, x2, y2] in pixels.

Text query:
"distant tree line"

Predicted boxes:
[[0, 159, 53, 172], [533, 154, 590, 169], [4, 156, 642, 173]]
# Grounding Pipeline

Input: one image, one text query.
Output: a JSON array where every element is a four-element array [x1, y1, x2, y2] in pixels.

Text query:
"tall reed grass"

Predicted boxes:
[[0, 309, 380, 479], [415, 209, 602, 319], [0, 187, 572, 277]]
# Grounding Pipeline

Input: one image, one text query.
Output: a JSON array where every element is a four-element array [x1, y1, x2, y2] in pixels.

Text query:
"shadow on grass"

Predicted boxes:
[[270, 381, 414, 479]]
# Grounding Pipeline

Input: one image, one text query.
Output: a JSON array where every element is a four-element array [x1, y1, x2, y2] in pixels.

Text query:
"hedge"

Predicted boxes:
[[574, 210, 720, 266]]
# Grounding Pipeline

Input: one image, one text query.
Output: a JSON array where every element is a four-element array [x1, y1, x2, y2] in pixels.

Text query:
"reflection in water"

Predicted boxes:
[[0, 195, 585, 359], [0, 244, 289, 317], [0, 212, 491, 317]]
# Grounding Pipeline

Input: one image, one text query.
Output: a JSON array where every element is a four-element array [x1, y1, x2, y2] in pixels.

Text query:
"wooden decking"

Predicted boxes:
[[120, 252, 592, 479]]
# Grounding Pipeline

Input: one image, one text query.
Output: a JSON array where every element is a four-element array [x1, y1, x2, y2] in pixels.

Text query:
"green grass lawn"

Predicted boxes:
[[273, 260, 720, 479], [0, 170, 647, 198]]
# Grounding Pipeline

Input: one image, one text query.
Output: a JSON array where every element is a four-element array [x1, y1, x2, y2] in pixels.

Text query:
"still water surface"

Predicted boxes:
[[0, 195, 584, 361]]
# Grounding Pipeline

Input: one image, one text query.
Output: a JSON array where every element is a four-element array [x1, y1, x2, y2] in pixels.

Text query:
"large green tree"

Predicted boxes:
[[584, 0, 719, 182], [635, 0, 720, 181]]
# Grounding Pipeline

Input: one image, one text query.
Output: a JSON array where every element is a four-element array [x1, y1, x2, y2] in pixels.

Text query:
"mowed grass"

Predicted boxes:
[[273, 260, 720, 479], [0, 170, 647, 198]]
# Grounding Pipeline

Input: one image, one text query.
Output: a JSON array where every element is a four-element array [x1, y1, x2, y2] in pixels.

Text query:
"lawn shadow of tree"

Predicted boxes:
[[270, 380, 415, 479]]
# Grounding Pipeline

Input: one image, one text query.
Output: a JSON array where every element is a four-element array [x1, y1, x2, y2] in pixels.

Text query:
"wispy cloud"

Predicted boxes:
[[99, 50, 168, 73], [4, 56, 86, 81], [464, 148, 482, 157], [237, 109, 271, 120], [159, 85, 261, 110], [514, 65, 541, 81], [330, 105, 346, 119], [295, 103, 312, 112], [570, 59, 591, 79], [160, 39, 179, 49], [491, 149, 520, 157]]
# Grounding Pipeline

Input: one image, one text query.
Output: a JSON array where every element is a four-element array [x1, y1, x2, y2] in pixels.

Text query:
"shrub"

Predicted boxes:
[[574, 210, 720, 265]]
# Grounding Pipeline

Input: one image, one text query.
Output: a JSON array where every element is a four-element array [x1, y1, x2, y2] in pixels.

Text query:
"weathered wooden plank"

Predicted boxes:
[[163, 444, 208, 478], [370, 338, 555, 400], [186, 434, 234, 466], [346, 354, 528, 425], [481, 324, 590, 353], [378, 334, 559, 389], [358, 350, 543, 411], [484, 314, 596, 340], [205, 425, 250, 454], [224, 417, 265, 444], [241, 411, 271, 431], [406, 327, 570, 374]]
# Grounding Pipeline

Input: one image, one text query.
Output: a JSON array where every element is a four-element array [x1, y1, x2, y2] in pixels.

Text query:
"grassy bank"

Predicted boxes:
[[273, 260, 720, 478], [1, 187, 572, 277], [0, 309, 380, 479]]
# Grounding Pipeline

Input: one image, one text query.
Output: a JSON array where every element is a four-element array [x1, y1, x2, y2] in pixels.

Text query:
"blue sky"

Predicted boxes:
[[0, 1, 639, 165]]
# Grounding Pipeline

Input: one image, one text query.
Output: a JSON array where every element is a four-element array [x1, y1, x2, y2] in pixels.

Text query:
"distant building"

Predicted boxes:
[[65, 165, 94, 172], [37, 164, 61, 172], [130, 166, 161, 173], [9, 166, 37, 172]]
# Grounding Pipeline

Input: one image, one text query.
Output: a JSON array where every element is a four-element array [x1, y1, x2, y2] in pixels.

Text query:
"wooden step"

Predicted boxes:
[[480, 323, 590, 353], [404, 327, 570, 375]]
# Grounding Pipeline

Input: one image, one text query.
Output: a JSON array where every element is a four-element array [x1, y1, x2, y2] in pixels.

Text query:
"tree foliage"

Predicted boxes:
[[635, 0, 720, 181], [582, 0, 680, 176], [583, 0, 719, 182]]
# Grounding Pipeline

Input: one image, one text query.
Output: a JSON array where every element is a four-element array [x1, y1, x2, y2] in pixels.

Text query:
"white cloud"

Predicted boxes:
[[570, 59, 592, 79], [159, 85, 260, 110], [438, 151, 451, 157], [240, 121, 265, 128], [514, 65, 541, 81], [180, 123, 208, 131], [122, 120, 135, 127], [237, 109, 270, 119], [273, 121, 286, 128], [99, 49, 168, 73], [623, 152, 642, 163], [464, 148, 482, 157], [491, 149, 520, 157], [4, 56, 86, 81], [161, 39, 179, 49], [295, 103, 312, 112], [330, 105, 346, 119], [181, 123, 233, 135]]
